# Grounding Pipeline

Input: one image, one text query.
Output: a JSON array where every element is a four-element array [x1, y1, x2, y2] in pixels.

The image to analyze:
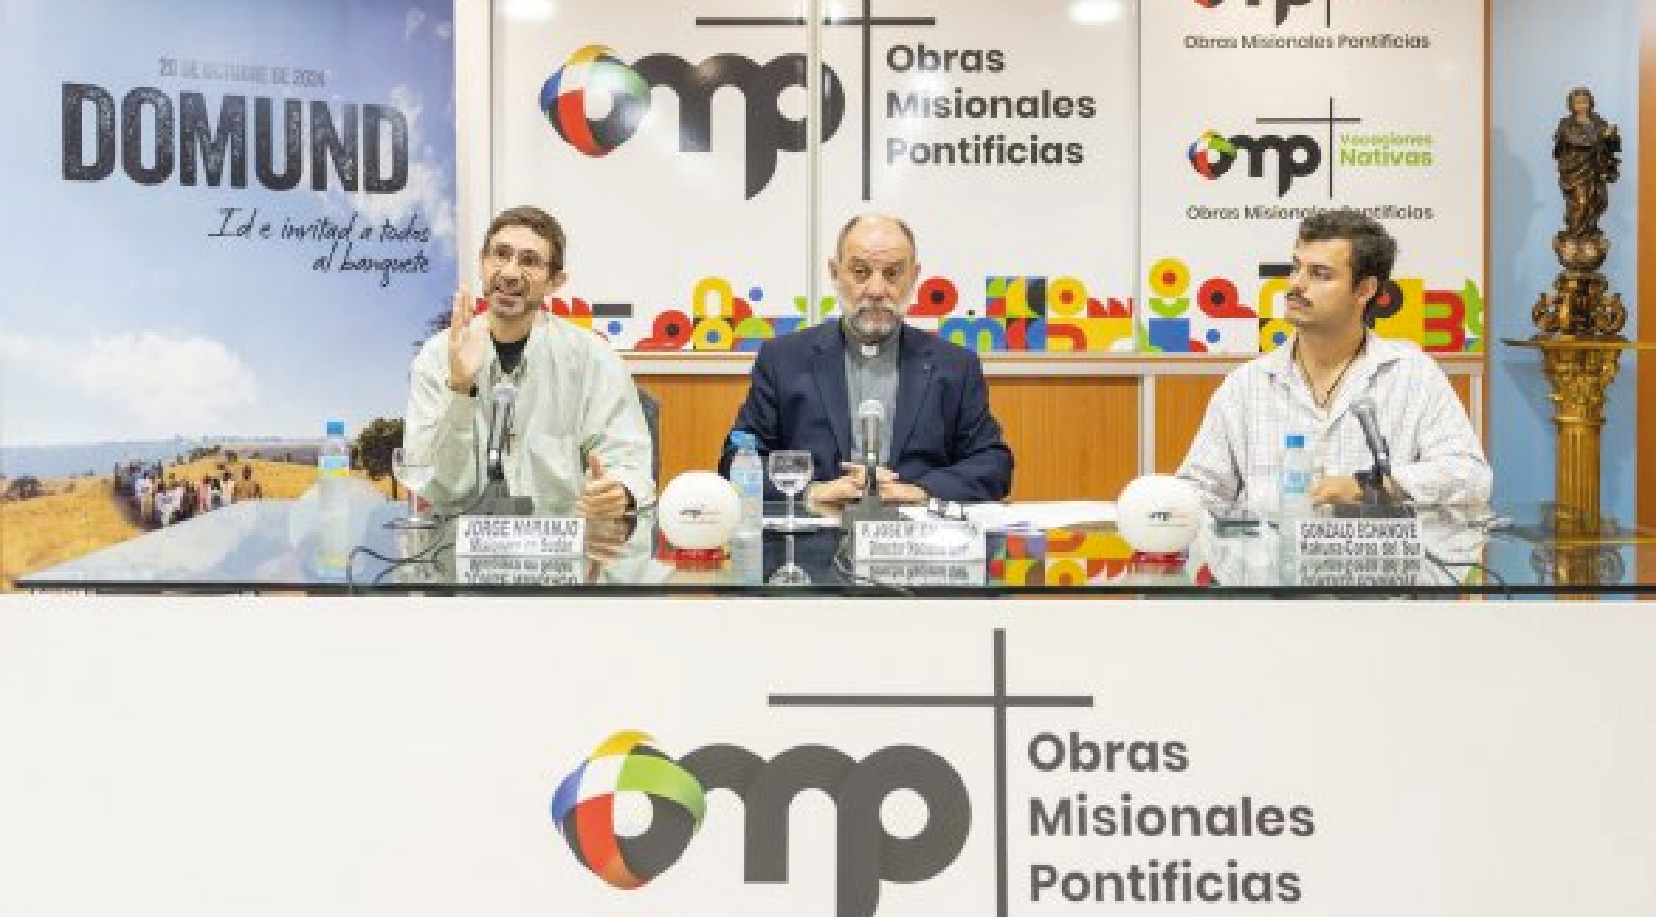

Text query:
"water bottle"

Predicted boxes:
[[1279, 433, 1313, 519], [728, 431, 764, 540], [314, 419, 351, 576], [1275, 433, 1313, 581], [726, 521, 764, 586]]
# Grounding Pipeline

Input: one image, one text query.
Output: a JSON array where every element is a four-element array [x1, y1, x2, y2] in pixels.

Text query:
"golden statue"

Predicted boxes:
[[1553, 87, 1621, 238], [1507, 84, 1650, 562], [1533, 87, 1625, 336]]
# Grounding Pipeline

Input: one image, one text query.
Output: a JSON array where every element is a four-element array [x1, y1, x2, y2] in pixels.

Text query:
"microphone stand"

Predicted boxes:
[[845, 450, 902, 525], [838, 450, 902, 569], [1351, 464, 1413, 518], [477, 466, 533, 517], [1355, 468, 1389, 507]]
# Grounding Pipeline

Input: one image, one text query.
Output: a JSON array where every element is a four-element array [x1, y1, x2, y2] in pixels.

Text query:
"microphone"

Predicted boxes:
[[485, 381, 517, 481], [1348, 396, 1411, 515], [1351, 397, 1391, 479], [856, 399, 884, 468], [840, 399, 901, 560]]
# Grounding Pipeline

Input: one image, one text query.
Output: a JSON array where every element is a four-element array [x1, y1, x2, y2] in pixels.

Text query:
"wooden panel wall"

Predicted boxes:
[[1640, 0, 1653, 549], [1155, 377, 1223, 473], [636, 368, 1475, 501], [986, 378, 1139, 500], [634, 375, 749, 482], [1152, 375, 1476, 477], [637, 373, 1140, 500]]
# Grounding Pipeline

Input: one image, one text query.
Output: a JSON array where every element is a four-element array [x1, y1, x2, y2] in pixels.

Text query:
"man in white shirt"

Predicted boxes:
[[1177, 208, 1490, 507], [405, 206, 653, 517]]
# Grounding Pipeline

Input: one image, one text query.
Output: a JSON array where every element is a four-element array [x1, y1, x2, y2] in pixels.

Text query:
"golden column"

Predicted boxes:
[[1504, 88, 1649, 585]]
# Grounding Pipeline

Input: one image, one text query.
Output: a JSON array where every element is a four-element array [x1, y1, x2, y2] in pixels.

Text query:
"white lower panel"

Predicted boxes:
[[0, 598, 1647, 917]]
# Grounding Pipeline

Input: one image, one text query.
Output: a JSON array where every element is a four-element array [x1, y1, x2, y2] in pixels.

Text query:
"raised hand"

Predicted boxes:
[[577, 449, 630, 519], [446, 287, 491, 394]]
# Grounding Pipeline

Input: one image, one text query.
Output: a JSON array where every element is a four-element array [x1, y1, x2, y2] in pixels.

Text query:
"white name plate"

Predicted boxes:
[[853, 520, 987, 563], [854, 561, 987, 587], [456, 554, 585, 586], [456, 516, 585, 557], [1293, 517, 1423, 565]]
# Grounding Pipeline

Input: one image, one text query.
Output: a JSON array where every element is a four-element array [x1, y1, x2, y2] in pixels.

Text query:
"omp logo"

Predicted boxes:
[[551, 632, 1093, 917], [1193, 0, 1327, 27], [1187, 130, 1236, 179], [541, 42, 845, 198], [1188, 99, 1361, 197], [551, 731, 705, 889], [553, 731, 970, 917], [540, 45, 652, 157], [541, 4, 938, 200], [1188, 130, 1319, 196]]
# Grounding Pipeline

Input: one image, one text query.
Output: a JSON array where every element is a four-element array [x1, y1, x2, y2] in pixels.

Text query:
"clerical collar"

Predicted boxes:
[[841, 320, 896, 360]]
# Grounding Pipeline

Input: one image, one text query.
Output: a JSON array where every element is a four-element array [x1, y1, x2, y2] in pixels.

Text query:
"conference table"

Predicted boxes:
[[17, 488, 1654, 597]]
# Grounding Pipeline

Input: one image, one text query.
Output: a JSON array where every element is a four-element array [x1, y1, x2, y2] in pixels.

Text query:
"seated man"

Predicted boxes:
[[720, 213, 1013, 504], [1177, 208, 1490, 506], [405, 205, 653, 517]]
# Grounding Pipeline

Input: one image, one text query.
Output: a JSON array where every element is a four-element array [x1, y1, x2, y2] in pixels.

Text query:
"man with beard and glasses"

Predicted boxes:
[[719, 213, 1013, 505], [405, 205, 653, 518], [1177, 208, 1489, 508]]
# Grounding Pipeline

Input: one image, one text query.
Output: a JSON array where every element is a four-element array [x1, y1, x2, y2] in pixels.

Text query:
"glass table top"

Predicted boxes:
[[14, 493, 1653, 598]]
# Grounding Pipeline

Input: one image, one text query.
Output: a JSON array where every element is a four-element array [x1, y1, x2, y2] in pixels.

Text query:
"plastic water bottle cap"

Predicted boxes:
[[730, 431, 757, 450], [1285, 433, 1305, 449], [326, 420, 345, 436]]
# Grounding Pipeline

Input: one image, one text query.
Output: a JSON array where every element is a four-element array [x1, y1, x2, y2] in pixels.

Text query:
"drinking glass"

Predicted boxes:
[[386, 446, 437, 529], [767, 449, 813, 533], [769, 531, 811, 586]]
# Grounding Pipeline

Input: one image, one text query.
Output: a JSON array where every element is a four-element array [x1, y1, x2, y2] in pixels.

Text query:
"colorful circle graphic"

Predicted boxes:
[[1187, 131, 1236, 179], [1148, 257, 1190, 298], [540, 45, 652, 157], [550, 731, 706, 889]]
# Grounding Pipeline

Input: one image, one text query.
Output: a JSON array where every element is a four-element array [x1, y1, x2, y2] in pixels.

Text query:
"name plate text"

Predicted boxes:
[[456, 554, 585, 586], [1293, 517, 1422, 566], [853, 520, 987, 563], [854, 562, 987, 587], [456, 516, 585, 557]]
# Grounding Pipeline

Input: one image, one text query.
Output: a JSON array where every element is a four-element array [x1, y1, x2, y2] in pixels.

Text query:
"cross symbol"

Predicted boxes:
[[696, 1, 938, 200], [1255, 96, 1362, 198], [770, 629, 1093, 917]]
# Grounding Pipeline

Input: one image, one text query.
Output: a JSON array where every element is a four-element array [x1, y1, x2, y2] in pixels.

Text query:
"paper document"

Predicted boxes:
[[899, 501, 1116, 530], [762, 515, 840, 529]]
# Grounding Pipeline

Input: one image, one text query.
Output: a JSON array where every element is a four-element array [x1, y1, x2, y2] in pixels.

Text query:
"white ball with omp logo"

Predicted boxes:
[[657, 471, 742, 550], [1115, 474, 1204, 554]]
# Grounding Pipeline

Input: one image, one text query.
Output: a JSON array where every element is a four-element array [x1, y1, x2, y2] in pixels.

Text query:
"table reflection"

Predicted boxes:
[[14, 496, 1651, 597]]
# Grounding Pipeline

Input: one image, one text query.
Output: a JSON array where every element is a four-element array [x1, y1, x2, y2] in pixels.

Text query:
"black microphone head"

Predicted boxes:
[[1353, 396, 1377, 419]]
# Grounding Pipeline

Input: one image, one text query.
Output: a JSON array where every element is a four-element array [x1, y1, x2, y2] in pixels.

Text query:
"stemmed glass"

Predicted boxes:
[[767, 450, 813, 533], [769, 531, 811, 586], [386, 446, 437, 529]]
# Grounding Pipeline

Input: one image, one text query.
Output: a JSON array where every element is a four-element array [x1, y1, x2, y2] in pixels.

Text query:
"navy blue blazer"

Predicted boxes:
[[719, 321, 1013, 502]]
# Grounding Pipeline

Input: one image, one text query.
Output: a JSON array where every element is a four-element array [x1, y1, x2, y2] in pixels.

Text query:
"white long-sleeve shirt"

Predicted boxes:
[[1177, 333, 1490, 507], [405, 315, 655, 512]]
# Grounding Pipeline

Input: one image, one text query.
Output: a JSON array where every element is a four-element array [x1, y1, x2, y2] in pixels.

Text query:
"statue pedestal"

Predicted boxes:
[[1503, 336, 1646, 526], [1503, 335, 1651, 588]]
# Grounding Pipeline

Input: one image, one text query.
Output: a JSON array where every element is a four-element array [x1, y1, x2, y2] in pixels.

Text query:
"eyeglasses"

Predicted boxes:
[[484, 243, 553, 276]]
